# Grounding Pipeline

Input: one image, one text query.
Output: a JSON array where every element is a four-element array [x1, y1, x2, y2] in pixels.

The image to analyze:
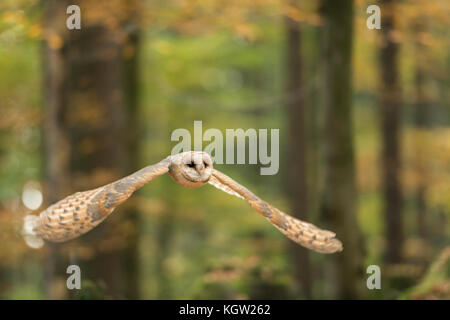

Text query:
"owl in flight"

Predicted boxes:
[[23, 151, 343, 254]]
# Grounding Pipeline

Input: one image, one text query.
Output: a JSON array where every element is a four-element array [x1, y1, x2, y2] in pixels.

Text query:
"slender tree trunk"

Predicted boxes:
[[285, 11, 312, 299], [42, 0, 73, 299], [413, 22, 429, 238], [120, 13, 141, 300], [379, 0, 404, 263], [320, 0, 365, 299], [43, 0, 140, 299], [414, 69, 428, 239]]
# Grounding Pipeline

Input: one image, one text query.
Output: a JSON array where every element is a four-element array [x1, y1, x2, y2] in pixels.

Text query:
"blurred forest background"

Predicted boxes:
[[0, 0, 449, 299]]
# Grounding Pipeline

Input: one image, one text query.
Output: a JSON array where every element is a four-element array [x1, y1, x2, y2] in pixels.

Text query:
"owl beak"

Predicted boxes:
[[196, 162, 205, 172]]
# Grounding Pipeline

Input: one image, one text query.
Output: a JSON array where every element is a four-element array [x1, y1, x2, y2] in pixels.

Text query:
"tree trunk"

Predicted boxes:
[[285, 11, 312, 299], [42, 0, 73, 299], [413, 22, 429, 238], [379, 0, 404, 263], [43, 0, 140, 299], [320, 0, 365, 299], [122, 18, 141, 300]]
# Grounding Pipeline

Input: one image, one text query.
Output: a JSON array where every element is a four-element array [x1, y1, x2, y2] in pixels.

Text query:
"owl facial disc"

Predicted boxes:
[[168, 151, 213, 188]]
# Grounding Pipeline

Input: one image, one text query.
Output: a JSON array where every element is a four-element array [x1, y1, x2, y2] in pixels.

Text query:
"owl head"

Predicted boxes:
[[168, 151, 213, 188]]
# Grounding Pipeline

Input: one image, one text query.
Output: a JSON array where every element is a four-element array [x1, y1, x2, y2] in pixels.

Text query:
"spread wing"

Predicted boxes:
[[208, 169, 343, 254], [23, 158, 171, 247]]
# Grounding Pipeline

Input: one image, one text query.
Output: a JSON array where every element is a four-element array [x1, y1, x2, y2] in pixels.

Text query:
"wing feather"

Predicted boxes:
[[209, 169, 343, 254], [23, 158, 171, 245], [209, 175, 244, 200]]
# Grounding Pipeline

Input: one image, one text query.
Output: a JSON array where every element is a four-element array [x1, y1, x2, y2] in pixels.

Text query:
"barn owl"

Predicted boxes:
[[23, 151, 343, 253]]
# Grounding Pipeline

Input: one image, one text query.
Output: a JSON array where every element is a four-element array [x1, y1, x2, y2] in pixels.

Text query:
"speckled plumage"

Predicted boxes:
[[24, 151, 343, 254]]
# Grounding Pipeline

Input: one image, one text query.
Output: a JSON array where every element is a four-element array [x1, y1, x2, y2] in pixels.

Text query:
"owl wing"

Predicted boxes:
[[23, 158, 171, 247], [208, 169, 343, 254]]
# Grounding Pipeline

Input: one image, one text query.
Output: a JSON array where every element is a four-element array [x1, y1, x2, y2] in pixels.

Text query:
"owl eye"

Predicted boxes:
[[187, 162, 196, 168], [203, 161, 208, 167]]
